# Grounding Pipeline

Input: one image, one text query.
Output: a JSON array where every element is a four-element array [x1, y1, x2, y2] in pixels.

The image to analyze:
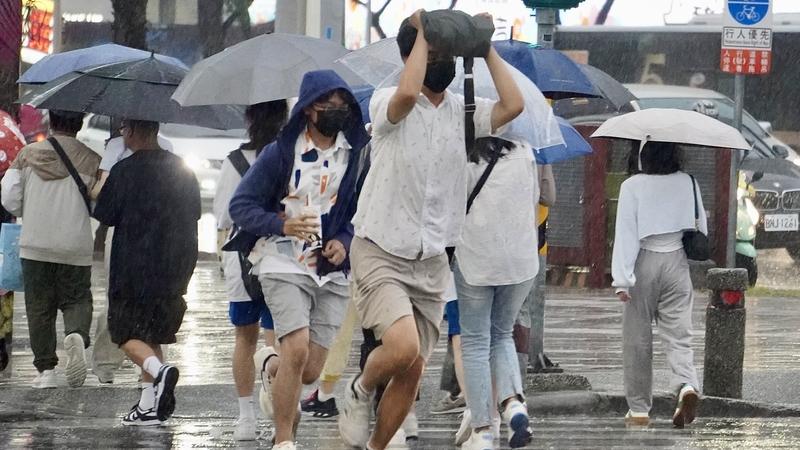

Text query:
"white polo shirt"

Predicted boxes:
[[352, 87, 497, 260]]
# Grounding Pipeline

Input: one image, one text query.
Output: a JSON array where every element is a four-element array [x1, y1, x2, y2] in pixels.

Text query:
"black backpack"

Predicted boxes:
[[227, 149, 265, 304]]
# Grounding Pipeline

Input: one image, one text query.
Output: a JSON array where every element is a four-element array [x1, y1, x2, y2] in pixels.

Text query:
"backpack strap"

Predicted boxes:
[[689, 174, 700, 229], [48, 137, 91, 214], [227, 149, 251, 177], [463, 56, 476, 159]]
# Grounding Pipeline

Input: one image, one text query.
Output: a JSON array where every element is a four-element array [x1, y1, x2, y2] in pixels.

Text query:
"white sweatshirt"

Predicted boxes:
[[611, 172, 708, 292]]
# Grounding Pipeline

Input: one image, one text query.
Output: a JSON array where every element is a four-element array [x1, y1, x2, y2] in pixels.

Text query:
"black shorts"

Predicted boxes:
[[108, 296, 187, 346]]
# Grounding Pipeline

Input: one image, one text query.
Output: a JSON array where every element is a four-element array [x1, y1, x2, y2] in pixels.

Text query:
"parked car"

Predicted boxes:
[[627, 84, 800, 265], [77, 114, 247, 203]]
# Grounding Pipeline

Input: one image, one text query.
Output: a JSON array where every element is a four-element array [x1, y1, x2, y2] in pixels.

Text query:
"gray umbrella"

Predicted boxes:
[[578, 64, 637, 110], [172, 33, 366, 106], [19, 57, 244, 129]]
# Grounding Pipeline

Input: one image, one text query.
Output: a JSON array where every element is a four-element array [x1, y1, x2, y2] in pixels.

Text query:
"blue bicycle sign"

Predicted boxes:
[[728, 0, 770, 26]]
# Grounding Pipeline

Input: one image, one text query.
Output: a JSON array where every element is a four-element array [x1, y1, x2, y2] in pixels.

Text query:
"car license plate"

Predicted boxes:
[[764, 214, 800, 232]]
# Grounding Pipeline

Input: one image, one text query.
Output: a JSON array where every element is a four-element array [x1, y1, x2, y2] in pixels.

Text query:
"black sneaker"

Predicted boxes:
[[528, 353, 563, 374], [301, 388, 339, 418], [153, 364, 180, 422], [122, 403, 161, 426]]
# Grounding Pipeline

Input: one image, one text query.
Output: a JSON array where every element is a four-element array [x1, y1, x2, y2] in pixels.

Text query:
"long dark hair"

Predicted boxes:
[[639, 141, 683, 175], [469, 136, 515, 164], [244, 100, 288, 152]]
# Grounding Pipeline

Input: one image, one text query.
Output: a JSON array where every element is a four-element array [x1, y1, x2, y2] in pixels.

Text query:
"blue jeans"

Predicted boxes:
[[454, 261, 535, 428]]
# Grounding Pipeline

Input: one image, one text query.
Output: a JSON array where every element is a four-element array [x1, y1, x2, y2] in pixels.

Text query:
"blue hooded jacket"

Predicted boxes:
[[228, 70, 370, 270]]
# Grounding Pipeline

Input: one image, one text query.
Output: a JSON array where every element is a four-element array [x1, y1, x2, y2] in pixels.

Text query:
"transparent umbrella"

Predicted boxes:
[[338, 38, 564, 151]]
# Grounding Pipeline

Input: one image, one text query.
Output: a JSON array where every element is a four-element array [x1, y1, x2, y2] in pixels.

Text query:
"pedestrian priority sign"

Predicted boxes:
[[721, 0, 772, 75]]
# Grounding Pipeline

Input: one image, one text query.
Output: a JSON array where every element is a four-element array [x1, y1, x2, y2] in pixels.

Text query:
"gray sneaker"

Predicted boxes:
[[431, 392, 466, 415]]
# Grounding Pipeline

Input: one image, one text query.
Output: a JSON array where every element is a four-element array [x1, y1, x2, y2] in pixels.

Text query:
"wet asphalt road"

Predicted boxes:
[[1, 251, 800, 448]]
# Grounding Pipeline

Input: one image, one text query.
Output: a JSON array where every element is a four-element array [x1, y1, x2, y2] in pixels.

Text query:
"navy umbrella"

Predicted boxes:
[[577, 64, 637, 110], [18, 43, 188, 84], [493, 40, 599, 99], [19, 56, 243, 130]]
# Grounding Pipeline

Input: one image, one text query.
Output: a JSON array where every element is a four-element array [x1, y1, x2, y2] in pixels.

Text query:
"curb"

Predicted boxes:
[[528, 391, 800, 418]]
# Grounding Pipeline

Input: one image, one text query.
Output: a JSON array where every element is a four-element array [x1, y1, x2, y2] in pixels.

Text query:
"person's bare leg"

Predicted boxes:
[[360, 316, 419, 392], [264, 329, 276, 348], [271, 328, 309, 444], [122, 340, 163, 383], [452, 334, 467, 399], [301, 341, 329, 385], [233, 324, 259, 397], [369, 356, 425, 450]]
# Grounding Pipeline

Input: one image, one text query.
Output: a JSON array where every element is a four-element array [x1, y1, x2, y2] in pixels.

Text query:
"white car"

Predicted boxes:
[[77, 114, 247, 202]]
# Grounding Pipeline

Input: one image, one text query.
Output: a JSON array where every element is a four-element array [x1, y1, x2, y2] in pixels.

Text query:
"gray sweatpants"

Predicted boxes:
[[623, 249, 700, 414]]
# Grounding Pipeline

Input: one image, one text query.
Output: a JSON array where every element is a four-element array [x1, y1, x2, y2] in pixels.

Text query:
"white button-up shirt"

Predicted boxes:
[[353, 87, 496, 260]]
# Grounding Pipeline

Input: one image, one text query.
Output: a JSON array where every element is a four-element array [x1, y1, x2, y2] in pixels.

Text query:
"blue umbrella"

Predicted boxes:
[[534, 117, 593, 165], [19, 43, 188, 84], [352, 84, 374, 123], [493, 40, 599, 99]]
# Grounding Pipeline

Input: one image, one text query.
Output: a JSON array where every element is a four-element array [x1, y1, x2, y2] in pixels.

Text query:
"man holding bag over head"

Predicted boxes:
[[338, 9, 523, 450]]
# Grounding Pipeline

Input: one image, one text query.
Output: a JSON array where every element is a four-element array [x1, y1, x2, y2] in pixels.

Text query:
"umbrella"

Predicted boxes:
[[172, 33, 366, 106], [741, 158, 800, 179], [492, 40, 599, 99], [19, 57, 244, 130], [338, 38, 565, 151], [577, 64, 637, 110], [18, 43, 188, 84], [0, 111, 25, 174], [534, 117, 593, 165], [591, 108, 751, 151]]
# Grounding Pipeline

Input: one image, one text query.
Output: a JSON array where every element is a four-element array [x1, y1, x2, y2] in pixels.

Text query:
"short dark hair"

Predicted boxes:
[[49, 110, 84, 134], [244, 100, 288, 151], [640, 141, 682, 175], [125, 119, 159, 137], [397, 19, 417, 58]]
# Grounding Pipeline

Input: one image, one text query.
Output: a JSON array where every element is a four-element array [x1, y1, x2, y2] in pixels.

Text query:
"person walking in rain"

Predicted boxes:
[[338, 10, 523, 450], [1, 110, 100, 389], [94, 119, 201, 426], [229, 69, 369, 450], [612, 141, 704, 428], [213, 100, 287, 441], [452, 137, 538, 449]]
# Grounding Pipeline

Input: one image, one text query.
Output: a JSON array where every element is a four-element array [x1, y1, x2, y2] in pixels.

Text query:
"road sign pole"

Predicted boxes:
[[536, 7, 557, 49], [727, 74, 745, 268]]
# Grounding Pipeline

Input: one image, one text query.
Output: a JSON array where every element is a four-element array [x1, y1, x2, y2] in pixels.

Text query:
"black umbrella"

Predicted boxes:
[[577, 64, 637, 111], [19, 56, 244, 130]]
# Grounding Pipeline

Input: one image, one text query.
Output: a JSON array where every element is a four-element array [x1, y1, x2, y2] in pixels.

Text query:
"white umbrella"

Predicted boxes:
[[591, 108, 751, 150], [172, 33, 366, 106]]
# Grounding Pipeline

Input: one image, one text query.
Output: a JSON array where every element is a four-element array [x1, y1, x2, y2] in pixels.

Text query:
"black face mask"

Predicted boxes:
[[424, 60, 456, 93], [313, 108, 350, 138]]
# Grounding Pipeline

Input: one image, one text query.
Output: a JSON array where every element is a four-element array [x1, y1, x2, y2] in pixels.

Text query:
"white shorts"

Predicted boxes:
[[222, 251, 251, 302]]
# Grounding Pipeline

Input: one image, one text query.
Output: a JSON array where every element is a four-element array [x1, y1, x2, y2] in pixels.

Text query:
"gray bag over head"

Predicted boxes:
[[421, 10, 495, 58]]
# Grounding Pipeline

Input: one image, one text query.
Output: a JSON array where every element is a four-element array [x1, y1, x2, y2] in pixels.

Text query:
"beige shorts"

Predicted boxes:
[[350, 237, 448, 361]]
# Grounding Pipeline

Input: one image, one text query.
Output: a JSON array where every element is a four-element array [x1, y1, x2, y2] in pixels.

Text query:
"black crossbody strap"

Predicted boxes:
[[689, 174, 700, 228], [464, 57, 476, 159], [466, 152, 500, 215], [228, 149, 251, 177], [48, 137, 91, 214]]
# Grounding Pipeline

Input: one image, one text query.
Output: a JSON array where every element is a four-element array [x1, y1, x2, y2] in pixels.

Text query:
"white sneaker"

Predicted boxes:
[[253, 346, 277, 419], [388, 427, 407, 448], [461, 429, 495, 450], [35, 369, 58, 389], [502, 400, 532, 448], [233, 416, 257, 441], [455, 409, 472, 445], [31, 372, 43, 388], [402, 409, 418, 439], [272, 441, 296, 450], [337, 374, 374, 448], [673, 384, 700, 428], [64, 333, 87, 388]]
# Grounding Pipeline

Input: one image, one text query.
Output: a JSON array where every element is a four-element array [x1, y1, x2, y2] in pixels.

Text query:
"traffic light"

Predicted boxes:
[[523, 0, 586, 10]]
